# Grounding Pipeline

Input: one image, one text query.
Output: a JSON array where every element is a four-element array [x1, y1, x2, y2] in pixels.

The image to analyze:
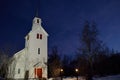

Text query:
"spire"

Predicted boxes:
[[35, 0, 39, 17], [36, 8, 39, 17], [32, 11, 42, 30]]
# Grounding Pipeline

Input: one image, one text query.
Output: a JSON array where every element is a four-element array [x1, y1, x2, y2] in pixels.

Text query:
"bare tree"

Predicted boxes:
[[0, 50, 9, 78], [77, 21, 104, 80], [0, 44, 18, 79], [48, 46, 62, 78]]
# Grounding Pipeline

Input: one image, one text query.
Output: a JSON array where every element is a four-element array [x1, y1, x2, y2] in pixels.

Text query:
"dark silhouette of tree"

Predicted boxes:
[[62, 55, 73, 77], [77, 21, 104, 80], [48, 46, 62, 78], [0, 50, 9, 78], [0, 44, 17, 79]]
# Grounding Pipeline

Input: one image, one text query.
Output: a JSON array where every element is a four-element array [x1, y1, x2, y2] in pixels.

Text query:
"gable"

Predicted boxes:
[[13, 49, 25, 61]]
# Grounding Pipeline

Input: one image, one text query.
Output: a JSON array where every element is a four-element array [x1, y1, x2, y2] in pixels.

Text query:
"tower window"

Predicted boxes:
[[38, 48, 40, 54], [40, 34, 42, 39], [37, 19, 39, 23], [18, 68, 20, 74], [36, 34, 42, 39], [37, 33, 39, 39]]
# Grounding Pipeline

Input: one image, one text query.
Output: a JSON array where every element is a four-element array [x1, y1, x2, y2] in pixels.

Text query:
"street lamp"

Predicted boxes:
[[75, 68, 78, 72], [75, 68, 79, 80], [60, 68, 63, 80], [60, 69, 63, 72]]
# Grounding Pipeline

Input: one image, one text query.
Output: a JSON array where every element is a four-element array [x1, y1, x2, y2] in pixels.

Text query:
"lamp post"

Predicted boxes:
[[60, 68, 63, 80], [75, 68, 79, 80]]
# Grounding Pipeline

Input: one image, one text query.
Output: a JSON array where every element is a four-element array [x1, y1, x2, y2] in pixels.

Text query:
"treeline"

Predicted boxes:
[[48, 21, 120, 80], [48, 48, 120, 78], [93, 53, 120, 76]]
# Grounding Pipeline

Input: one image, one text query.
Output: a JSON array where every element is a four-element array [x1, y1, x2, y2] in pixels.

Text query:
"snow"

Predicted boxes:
[[93, 75, 120, 80], [49, 75, 120, 80], [48, 77, 85, 80]]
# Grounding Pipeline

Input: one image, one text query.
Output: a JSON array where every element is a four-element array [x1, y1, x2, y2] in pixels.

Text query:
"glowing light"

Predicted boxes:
[[75, 68, 78, 72], [60, 69, 63, 72]]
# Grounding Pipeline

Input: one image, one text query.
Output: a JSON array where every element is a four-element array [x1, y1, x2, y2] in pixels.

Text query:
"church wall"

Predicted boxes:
[[28, 30, 47, 63], [13, 51, 26, 79]]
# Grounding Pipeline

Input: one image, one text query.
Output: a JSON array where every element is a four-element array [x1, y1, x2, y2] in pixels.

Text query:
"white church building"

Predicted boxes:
[[8, 16, 48, 79]]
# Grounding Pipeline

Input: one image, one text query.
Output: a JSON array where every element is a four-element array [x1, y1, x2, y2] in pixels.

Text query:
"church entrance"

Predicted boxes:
[[34, 68, 42, 78]]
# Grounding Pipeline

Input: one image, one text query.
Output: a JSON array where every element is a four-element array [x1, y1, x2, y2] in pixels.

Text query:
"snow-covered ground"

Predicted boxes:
[[93, 74, 120, 80], [49, 77, 85, 80], [48, 74, 120, 80]]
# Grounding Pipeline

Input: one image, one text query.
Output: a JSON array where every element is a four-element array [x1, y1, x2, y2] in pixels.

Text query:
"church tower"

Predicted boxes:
[[25, 16, 48, 79]]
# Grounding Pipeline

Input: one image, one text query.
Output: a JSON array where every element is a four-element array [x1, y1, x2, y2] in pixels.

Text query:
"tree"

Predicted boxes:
[[77, 21, 104, 80], [48, 46, 62, 78], [0, 50, 9, 78], [0, 44, 17, 79], [62, 55, 71, 76]]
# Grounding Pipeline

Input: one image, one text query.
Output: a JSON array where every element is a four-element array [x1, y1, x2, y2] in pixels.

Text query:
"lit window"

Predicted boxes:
[[37, 33, 39, 39], [40, 34, 42, 39], [38, 48, 40, 54], [18, 68, 20, 74]]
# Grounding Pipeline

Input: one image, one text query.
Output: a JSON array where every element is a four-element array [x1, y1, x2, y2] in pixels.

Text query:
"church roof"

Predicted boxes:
[[13, 49, 25, 59]]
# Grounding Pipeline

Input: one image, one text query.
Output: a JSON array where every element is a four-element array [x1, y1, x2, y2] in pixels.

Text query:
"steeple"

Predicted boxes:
[[32, 9, 42, 31], [31, 10, 48, 36], [32, 8, 41, 25]]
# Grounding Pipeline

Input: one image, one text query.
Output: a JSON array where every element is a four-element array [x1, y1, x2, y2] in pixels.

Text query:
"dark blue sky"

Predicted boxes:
[[0, 0, 120, 55]]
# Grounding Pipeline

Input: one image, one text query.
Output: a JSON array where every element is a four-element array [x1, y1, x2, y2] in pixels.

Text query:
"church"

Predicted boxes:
[[8, 16, 48, 79]]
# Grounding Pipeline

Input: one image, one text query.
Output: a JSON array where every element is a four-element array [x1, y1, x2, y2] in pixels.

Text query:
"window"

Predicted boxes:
[[37, 19, 39, 23], [36, 34, 42, 39], [18, 68, 20, 74], [37, 33, 39, 39], [27, 35, 29, 40], [40, 34, 42, 39], [38, 48, 40, 54]]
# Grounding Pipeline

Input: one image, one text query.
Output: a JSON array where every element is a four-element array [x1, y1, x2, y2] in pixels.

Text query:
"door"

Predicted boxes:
[[34, 68, 42, 78], [37, 68, 42, 78]]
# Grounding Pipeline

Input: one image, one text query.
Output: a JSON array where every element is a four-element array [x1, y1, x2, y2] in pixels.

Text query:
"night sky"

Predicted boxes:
[[0, 0, 120, 56]]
